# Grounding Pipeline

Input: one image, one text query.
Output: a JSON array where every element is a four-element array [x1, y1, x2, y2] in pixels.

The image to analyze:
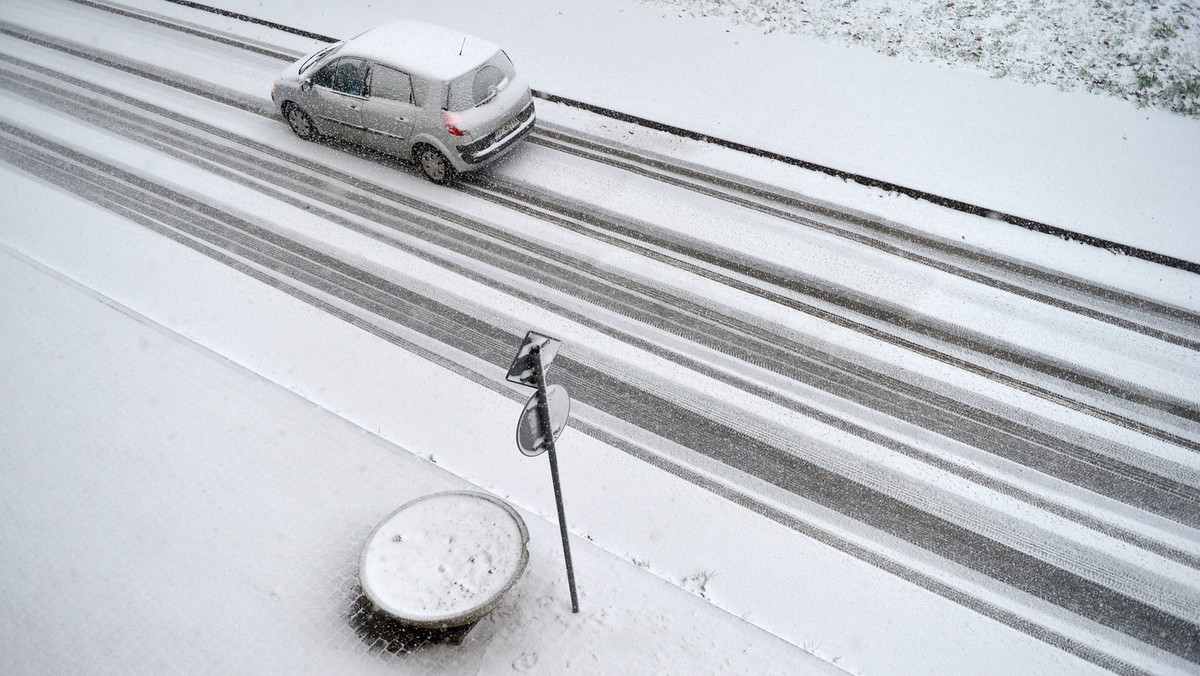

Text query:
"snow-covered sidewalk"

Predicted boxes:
[[0, 245, 837, 674]]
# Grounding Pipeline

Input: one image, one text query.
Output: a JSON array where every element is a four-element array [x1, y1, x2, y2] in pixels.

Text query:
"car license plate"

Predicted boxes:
[[493, 116, 520, 140]]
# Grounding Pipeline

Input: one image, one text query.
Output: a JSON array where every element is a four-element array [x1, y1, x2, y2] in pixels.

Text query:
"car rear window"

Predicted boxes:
[[445, 51, 517, 111]]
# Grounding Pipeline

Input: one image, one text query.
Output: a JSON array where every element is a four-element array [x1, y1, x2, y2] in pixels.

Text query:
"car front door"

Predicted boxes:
[[308, 58, 368, 141], [359, 64, 417, 155]]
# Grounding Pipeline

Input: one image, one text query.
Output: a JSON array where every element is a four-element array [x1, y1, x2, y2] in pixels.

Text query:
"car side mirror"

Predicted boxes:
[[300, 79, 313, 92]]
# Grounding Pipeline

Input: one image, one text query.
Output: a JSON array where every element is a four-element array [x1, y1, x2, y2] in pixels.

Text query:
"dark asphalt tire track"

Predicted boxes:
[[1, 58, 1195, 535], [523, 127, 1200, 351], [2, 19, 1196, 444]]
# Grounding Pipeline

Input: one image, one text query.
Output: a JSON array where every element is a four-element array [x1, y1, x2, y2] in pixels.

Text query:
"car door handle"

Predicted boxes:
[[350, 104, 359, 110]]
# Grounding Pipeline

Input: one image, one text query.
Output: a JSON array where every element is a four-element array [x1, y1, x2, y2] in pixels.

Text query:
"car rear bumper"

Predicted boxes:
[[455, 102, 536, 166]]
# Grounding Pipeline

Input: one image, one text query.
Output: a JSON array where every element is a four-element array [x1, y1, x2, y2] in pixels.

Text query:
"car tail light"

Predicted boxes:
[[442, 112, 468, 137]]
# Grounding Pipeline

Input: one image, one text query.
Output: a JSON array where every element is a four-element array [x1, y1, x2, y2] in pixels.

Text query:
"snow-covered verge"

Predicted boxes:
[[641, 0, 1200, 117], [0, 242, 842, 675]]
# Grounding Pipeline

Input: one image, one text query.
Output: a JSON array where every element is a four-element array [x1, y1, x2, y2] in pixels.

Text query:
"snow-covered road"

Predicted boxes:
[[2, 0, 1199, 674]]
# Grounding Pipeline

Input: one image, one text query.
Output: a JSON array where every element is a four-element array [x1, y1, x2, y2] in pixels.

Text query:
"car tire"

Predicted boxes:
[[416, 145, 456, 185], [284, 103, 319, 141]]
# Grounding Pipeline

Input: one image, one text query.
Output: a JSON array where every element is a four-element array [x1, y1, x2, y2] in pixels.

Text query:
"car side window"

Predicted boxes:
[[368, 65, 413, 104], [311, 60, 337, 89], [313, 58, 367, 96]]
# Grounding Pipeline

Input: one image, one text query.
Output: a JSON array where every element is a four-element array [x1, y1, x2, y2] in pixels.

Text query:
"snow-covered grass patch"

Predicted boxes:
[[642, 0, 1200, 116]]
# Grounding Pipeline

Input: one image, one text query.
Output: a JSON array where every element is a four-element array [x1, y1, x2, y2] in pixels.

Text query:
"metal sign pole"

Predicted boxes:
[[531, 343, 579, 613]]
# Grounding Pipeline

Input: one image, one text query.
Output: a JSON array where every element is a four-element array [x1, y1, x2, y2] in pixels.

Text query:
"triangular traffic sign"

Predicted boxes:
[[506, 330, 561, 388]]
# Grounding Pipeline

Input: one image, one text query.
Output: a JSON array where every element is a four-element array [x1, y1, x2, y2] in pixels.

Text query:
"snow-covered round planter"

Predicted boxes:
[[359, 491, 530, 632]]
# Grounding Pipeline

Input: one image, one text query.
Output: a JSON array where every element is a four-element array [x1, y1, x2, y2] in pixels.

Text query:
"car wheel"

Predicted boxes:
[[284, 104, 318, 141], [416, 145, 456, 185]]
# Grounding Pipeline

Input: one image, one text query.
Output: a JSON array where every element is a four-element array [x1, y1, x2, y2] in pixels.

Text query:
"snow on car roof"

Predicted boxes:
[[340, 20, 500, 81]]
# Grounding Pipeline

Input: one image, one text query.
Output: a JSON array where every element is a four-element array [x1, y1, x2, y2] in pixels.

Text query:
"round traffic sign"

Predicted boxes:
[[515, 384, 570, 457]]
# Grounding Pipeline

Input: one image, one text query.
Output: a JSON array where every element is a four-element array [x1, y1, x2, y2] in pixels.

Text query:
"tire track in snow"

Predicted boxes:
[[465, 176, 1200, 431], [525, 125, 1200, 351], [3, 16, 1196, 450], [2, 58, 1197, 539], [37, 0, 1200, 351]]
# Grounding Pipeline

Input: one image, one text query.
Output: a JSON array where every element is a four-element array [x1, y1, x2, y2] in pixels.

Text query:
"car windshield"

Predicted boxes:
[[300, 42, 342, 75], [444, 51, 516, 111]]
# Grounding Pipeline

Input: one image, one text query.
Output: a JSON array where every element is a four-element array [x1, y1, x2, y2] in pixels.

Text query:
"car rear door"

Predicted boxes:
[[359, 64, 417, 155]]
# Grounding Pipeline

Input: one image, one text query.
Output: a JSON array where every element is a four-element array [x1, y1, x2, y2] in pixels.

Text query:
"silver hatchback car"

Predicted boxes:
[[271, 20, 535, 184]]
